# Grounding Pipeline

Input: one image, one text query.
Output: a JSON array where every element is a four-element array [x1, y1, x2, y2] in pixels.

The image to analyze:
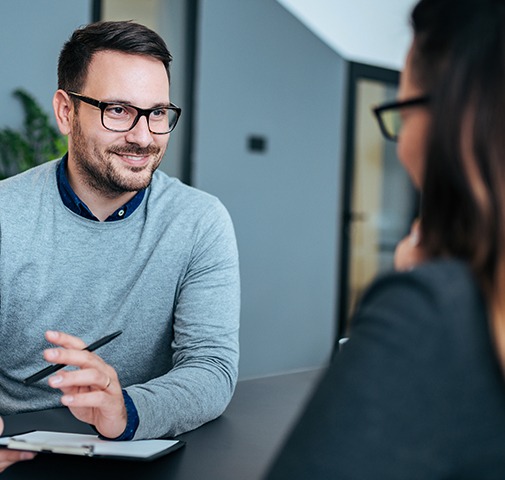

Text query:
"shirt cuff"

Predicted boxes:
[[99, 389, 139, 441]]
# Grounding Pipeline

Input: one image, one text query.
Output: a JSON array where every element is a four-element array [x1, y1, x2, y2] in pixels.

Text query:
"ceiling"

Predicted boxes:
[[276, 0, 417, 70]]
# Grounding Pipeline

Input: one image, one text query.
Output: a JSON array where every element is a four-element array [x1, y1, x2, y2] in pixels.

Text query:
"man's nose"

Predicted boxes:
[[124, 114, 153, 147]]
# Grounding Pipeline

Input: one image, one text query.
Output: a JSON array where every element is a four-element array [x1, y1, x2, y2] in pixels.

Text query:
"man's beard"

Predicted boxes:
[[71, 119, 164, 198]]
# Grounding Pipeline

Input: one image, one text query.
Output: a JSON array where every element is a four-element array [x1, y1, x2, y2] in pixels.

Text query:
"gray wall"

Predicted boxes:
[[194, 0, 346, 378], [0, 0, 91, 130]]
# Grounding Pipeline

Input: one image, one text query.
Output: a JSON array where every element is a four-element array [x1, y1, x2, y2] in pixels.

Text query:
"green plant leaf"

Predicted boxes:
[[0, 88, 67, 179]]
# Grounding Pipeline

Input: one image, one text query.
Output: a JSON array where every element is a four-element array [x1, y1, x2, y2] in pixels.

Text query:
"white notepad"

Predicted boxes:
[[0, 430, 184, 461]]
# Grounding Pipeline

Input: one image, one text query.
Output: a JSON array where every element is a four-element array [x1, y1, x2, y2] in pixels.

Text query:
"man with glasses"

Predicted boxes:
[[0, 20, 239, 470]]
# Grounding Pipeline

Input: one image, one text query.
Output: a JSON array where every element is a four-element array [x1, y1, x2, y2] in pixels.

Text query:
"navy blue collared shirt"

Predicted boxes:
[[56, 155, 145, 222]]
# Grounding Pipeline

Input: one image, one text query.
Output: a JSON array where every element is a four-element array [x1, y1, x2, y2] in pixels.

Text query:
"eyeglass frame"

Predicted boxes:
[[67, 91, 182, 134], [372, 95, 430, 142]]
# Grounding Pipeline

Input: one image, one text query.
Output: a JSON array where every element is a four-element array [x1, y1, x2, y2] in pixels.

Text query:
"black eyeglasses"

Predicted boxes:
[[372, 95, 430, 141], [67, 92, 181, 134]]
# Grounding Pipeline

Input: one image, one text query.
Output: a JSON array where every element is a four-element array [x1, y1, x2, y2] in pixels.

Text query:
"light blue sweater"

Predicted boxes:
[[0, 159, 240, 439]]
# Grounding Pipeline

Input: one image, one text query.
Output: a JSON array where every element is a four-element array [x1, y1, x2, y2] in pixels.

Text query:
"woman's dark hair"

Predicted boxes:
[[57, 20, 172, 93], [411, 0, 505, 306]]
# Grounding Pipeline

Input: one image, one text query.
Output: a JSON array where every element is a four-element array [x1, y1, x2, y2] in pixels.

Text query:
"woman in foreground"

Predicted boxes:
[[266, 0, 505, 478]]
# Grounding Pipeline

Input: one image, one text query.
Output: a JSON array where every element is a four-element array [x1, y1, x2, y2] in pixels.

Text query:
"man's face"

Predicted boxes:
[[68, 50, 171, 196]]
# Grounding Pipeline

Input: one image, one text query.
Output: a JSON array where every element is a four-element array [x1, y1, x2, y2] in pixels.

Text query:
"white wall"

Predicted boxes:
[[0, 0, 91, 130], [194, 0, 346, 378], [276, 0, 416, 70]]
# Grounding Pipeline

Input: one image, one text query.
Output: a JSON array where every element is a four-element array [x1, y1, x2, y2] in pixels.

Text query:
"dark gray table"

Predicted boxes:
[[1, 368, 322, 480]]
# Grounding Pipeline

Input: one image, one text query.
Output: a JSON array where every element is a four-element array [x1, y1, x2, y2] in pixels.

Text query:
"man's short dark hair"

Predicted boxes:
[[57, 20, 172, 93]]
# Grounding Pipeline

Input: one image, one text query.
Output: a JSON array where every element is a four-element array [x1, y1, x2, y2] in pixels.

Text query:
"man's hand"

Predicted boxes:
[[0, 418, 37, 472], [394, 219, 426, 271], [44, 330, 127, 439]]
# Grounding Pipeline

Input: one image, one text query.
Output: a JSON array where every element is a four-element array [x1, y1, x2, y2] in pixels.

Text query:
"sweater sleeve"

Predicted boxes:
[[265, 261, 485, 480], [127, 199, 240, 439]]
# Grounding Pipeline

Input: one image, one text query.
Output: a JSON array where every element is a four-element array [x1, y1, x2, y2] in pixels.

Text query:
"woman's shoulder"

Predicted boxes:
[[352, 259, 487, 354], [360, 258, 481, 317]]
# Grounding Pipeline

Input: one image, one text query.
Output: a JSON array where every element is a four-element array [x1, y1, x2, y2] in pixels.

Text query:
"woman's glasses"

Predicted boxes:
[[372, 95, 430, 141]]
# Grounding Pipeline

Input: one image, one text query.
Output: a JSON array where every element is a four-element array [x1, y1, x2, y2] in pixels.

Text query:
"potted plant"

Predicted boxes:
[[0, 88, 67, 180]]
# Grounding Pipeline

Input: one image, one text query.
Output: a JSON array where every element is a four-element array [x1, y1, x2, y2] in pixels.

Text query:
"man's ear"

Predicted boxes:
[[53, 89, 73, 135]]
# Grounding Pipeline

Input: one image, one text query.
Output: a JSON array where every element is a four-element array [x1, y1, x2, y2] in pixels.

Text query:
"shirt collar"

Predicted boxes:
[[56, 154, 145, 222]]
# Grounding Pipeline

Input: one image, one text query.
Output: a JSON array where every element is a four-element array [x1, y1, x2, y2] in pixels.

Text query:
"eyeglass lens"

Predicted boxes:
[[102, 104, 178, 134], [379, 109, 402, 141]]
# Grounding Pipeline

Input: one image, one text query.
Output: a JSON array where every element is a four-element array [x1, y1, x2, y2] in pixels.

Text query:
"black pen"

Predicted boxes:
[[23, 330, 123, 386]]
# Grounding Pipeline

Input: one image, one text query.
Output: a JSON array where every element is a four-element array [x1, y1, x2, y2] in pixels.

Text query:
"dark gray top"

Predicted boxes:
[[266, 259, 505, 479]]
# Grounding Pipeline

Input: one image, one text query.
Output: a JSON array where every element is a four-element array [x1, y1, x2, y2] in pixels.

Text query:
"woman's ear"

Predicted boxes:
[[52, 89, 73, 135]]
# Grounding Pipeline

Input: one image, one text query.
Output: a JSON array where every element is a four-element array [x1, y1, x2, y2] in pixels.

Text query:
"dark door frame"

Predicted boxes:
[[336, 61, 400, 345]]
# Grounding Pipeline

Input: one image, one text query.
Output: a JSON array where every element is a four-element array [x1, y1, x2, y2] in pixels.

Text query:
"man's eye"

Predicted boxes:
[[151, 108, 168, 118], [106, 105, 128, 116]]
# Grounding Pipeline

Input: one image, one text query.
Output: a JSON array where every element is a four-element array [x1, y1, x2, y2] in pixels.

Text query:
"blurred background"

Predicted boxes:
[[0, 0, 417, 379]]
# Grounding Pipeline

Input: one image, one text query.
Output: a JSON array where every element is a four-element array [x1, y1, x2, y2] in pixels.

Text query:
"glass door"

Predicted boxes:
[[337, 62, 418, 341]]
